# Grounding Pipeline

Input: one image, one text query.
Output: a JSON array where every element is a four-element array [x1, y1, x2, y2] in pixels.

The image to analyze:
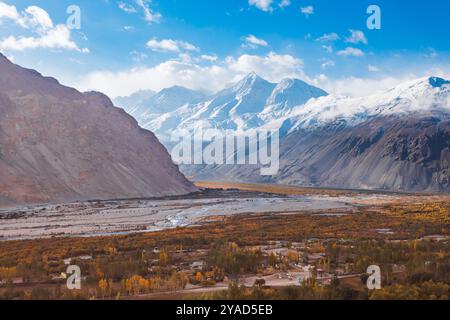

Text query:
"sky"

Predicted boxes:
[[0, 0, 449, 98]]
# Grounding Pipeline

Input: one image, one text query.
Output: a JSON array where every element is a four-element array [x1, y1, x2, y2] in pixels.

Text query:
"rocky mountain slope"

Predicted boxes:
[[182, 115, 450, 192], [115, 73, 450, 192], [0, 54, 197, 207]]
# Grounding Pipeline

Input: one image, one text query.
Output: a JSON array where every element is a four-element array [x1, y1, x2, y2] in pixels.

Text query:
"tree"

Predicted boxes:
[[254, 278, 266, 288], [98, 278, 108, 298], [159, 249, 169, 267]]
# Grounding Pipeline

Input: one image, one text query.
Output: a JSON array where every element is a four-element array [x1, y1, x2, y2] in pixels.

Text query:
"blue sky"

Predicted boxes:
[[0, 0, 449, 97]]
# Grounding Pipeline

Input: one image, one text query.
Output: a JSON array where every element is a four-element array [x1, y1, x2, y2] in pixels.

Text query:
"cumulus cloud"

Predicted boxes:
[[337, 47, 365, 57], [226, 51, 306, 83], [200, 54, 218, 62], [242, 34, 269, 49], [0, 25, 87, 52], [0, 2, 87, 52], [74, 52, 307, 97], [345, 29, 368, 45], [23, 6, 53, 32], [0, 2, 23, 25], [146, 38, 199, 53], [248, 0, 273, 12], [75, 61, 229, 98], [316, 33, 339, 42], [300, 6, 314, 17]]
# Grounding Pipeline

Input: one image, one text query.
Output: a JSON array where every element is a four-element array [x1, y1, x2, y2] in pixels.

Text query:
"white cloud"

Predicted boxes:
[[135, 0, 161, 24], [74, 52, 307, 97], [0, 2, 23, 26], [226, 51, 306, 83], [200, 54, 218, 62], [249, 0, 273, 12], [0, 25, 86, 52], [337, 47, 365, 57], [23, 6, 53, 32], [314, 67, 450, 98], [0, 3, 53, 32], [0, 2, 87, 53], [320, 59, 335, 70], [242, 34, 269, 49], [75, 61, 229, 97], [118, 2, 137, 14], [368, 65, 380, 72], [316, 33, 339, 42], [322, 45, 333, 53], [314, 75, 418, 98], [130, 50, 148, 63], [345, 29, 368, 45], [146, 38, 199, 53], [300, 6, 314, 17], [279, 0, 291, 8]]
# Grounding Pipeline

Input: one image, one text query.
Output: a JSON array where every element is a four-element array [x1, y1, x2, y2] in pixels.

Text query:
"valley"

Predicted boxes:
[[0, 182, 448, 300], [0, 185, 353, 241]]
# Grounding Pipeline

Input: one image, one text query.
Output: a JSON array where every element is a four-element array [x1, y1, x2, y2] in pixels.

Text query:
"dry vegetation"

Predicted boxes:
[[0, 183, 448, 300]]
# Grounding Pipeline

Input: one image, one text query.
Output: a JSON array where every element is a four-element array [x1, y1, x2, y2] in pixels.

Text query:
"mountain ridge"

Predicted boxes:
[[0, 54, 197, 207], [117, 73, 329, 141]]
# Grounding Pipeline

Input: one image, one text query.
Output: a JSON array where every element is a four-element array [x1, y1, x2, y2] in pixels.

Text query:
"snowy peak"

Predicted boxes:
[[149, 86, 206, 114], [284, 76, 450, 133], [114, 86, 205, 121], [117, 72, 450, 143], [155, 85, 205, 103], [228, 72, 275, 97], [385, 76, 450, 96], [268, 78, 328, 106], [114, 89, 155, 109]]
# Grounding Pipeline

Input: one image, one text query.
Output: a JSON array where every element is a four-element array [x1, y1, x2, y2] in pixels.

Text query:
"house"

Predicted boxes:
[[0, 277, 23, 285], [190, 261, 205, 270]]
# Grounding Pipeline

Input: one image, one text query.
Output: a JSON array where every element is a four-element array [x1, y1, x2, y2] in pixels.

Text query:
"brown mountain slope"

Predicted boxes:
[[181, 115, 450, 192], [0, 54, 197, 207]]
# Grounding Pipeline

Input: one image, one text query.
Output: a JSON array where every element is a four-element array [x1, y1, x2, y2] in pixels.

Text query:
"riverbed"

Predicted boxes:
[[0, 189, 353, 240]]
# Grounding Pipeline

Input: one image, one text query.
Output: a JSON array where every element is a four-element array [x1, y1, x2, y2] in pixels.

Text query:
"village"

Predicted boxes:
[[0, 183, 448, 300]]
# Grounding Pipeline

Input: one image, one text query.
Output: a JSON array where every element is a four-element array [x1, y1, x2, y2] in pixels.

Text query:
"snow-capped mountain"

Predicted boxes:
[[113, 89, 156, 116], [114, 86, 206, 130], [179, 75, 450, 192], [119, 72, 328, 141], [275, 76, 450, 133], [115, 73, 450, 192]]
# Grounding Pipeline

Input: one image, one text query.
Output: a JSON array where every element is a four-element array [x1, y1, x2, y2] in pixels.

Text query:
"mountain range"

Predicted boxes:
[[0, 53, 197, 207], [115, 73, 450, 192], [114, 73, 328, 141]]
